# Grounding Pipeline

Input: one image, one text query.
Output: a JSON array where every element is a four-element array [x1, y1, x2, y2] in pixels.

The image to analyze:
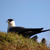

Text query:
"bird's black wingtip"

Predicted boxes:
[[41, 28, 43, 30]]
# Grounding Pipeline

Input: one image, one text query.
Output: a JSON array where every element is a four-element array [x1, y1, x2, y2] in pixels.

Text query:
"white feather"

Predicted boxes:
[[7, 21, 16, 32]]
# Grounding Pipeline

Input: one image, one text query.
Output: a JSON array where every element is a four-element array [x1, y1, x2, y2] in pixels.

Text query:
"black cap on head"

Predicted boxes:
[[7, 19, 14, 22], [6, 19, 14, 23], [42, 38, 46, 40]]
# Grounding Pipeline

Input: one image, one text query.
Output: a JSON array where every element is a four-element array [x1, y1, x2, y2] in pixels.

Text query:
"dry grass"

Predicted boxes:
[[0, 32, 50, 50]]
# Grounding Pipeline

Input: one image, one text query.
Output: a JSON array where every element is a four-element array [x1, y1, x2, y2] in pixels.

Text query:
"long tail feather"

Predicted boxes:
[[41, 29, 50, 32]]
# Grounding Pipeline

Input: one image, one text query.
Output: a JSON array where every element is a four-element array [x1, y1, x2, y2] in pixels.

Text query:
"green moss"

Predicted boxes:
[[0, 32, 50, 50]]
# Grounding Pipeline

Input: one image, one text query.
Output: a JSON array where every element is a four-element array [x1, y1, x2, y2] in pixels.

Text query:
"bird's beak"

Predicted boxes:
[[6, 21, 9, 23]]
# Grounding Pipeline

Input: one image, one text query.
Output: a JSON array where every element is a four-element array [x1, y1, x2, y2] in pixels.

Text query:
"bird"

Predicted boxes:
[[41, 38, 46, 45], [32, 35, 38, 42], [6, 19, 50, 37]]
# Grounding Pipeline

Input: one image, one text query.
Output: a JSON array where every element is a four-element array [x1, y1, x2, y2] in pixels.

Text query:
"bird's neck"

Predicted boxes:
[[7, 24, 16, 32], [8, 24, 15, 28]]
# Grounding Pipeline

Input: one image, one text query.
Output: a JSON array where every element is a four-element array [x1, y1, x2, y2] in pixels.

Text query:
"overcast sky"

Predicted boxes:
[[0, 0, 50, 44]]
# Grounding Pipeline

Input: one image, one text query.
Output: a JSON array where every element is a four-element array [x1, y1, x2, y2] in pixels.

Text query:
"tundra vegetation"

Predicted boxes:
[[0, 32, 50, 50]]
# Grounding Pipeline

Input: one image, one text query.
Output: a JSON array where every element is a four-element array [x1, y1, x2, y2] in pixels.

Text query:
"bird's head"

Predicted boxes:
[[6, 19, 15, 27]]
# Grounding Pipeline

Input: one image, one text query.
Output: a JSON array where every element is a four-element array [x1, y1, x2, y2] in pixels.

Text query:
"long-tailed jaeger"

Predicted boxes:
[[6, 19, 50, 37]]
